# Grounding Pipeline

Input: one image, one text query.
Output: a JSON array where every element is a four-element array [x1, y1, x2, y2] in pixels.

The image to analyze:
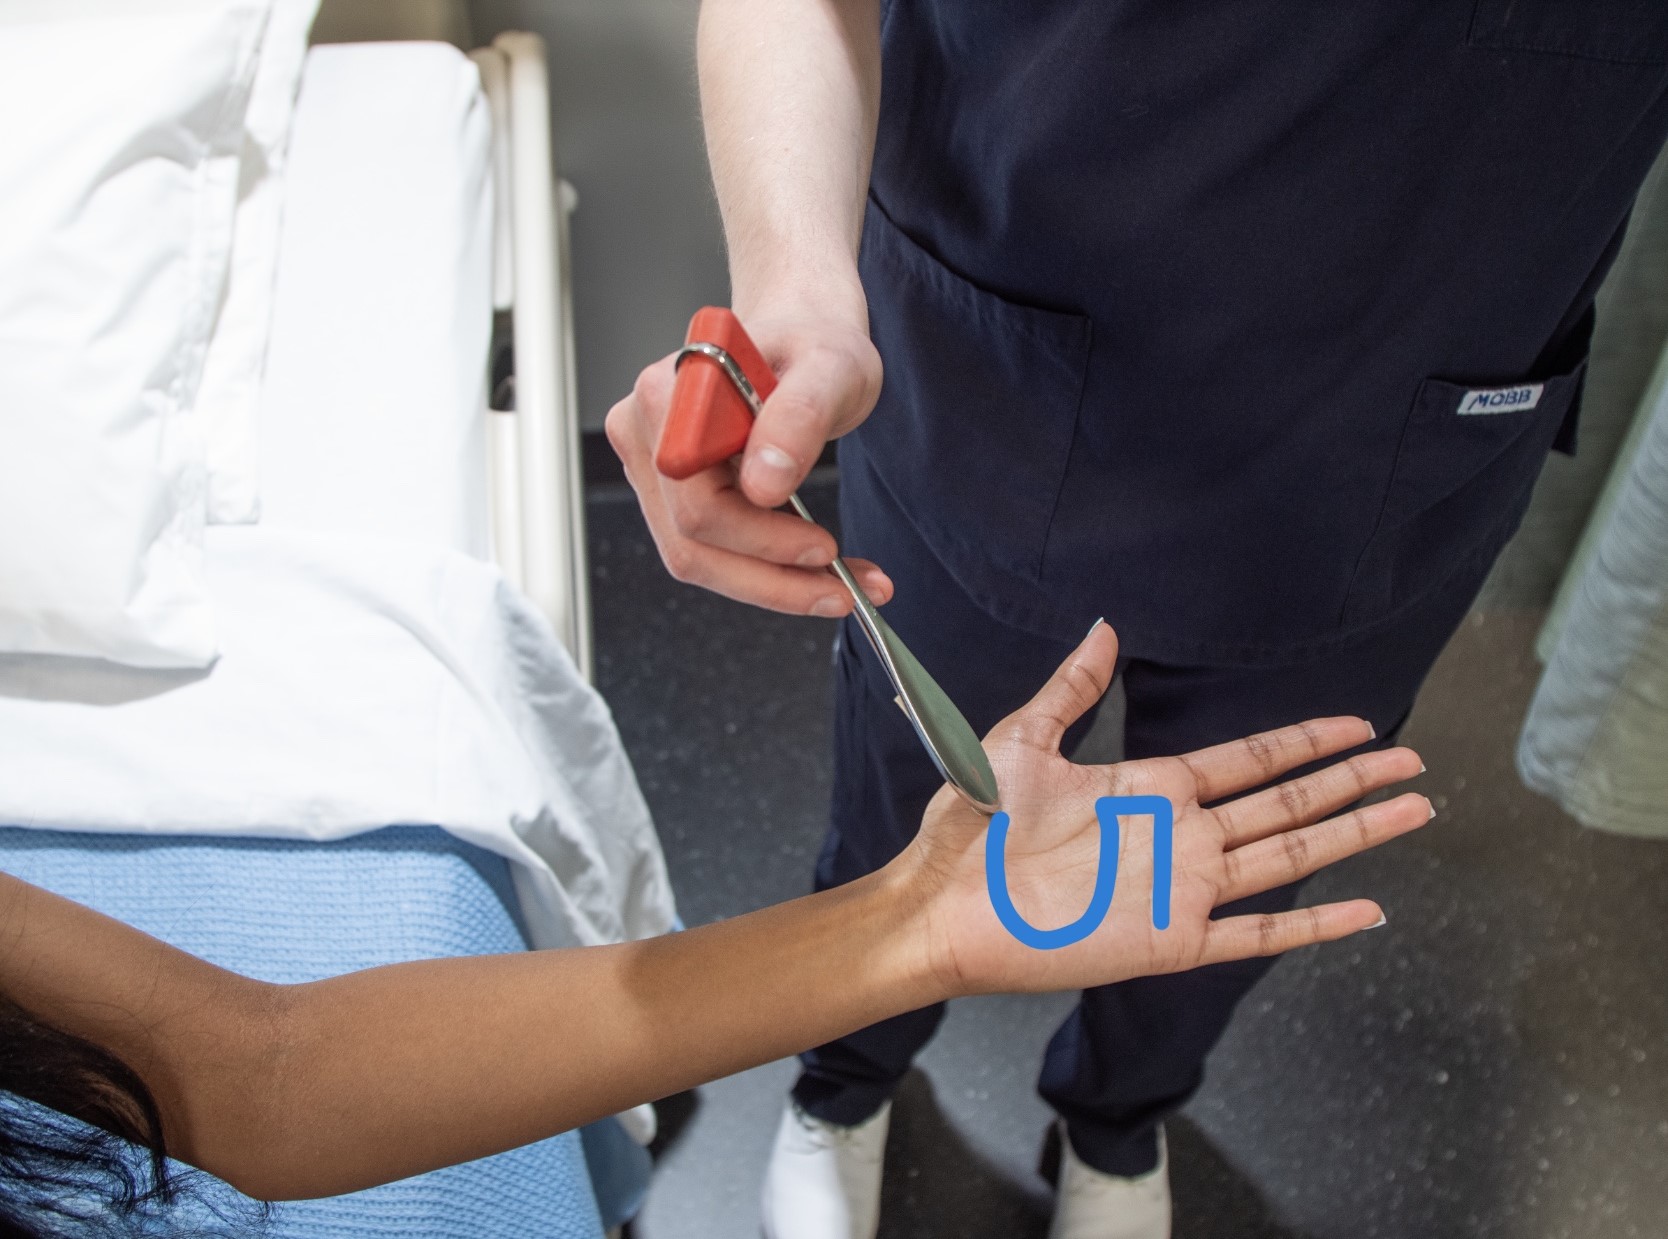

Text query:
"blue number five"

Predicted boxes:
[[985, 795, 1174, 950]]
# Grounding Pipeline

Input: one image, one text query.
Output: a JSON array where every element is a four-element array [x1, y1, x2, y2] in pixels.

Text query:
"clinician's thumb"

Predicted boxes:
[[740, 339, 878, 508]]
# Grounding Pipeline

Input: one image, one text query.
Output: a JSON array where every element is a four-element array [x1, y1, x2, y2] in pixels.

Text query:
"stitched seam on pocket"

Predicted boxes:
[[864, 195, 1085, 347], [861, 197, 1093, 585], [1337, 384, 1424, 627], [1036, 317, 1095, 579]]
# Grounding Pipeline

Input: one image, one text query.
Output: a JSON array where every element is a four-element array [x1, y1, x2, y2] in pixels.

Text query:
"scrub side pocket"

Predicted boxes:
[[852, 199, 1092, 585], [1341, 357, 1587, 628]]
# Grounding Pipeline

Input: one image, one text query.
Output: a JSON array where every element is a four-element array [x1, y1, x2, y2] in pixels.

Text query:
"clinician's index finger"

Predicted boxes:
[[1178, 716, 1377, 804]]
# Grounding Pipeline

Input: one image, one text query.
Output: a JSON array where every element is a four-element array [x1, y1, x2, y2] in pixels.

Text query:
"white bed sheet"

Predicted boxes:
[[258, 41, 494, 558], [0, 526, 676, 950], [0, 43, 677, 951]]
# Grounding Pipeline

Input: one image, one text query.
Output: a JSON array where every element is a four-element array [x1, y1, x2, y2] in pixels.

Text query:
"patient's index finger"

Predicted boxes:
[[1179, 716, 1376, 803]]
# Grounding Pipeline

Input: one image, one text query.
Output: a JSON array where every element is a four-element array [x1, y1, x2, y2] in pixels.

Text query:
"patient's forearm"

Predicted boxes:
[[263, 864, 935, 1199], [0, 865, 940, 1202]]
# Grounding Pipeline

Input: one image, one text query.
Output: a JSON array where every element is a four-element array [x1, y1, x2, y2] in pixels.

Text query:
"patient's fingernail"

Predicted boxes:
[[796, 546, 831, 568], [1365, 913, 1388, 930], [1086, 617, 1106, 639], [1426, 798, 1437, 820], [811, 596, 847, 618], [1419, 762, 1428, 774], [1366, 721, 1377, 740]]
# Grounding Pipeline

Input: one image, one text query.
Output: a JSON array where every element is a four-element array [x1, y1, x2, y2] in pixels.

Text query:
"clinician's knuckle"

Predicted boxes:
[[632, 362, 671, 411], [672, 494, 718, 540], [830, 348, 883, 433], [659, 543, 699, 583], [603, 399, 635, 452], [862, 347, 884, 398]]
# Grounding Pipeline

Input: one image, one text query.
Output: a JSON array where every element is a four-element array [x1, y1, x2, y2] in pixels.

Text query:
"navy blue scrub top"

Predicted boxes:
[[847, 0, 1668, 664]]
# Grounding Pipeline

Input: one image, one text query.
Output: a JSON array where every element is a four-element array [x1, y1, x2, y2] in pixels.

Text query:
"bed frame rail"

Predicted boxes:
[[470, 34, 593, 682]]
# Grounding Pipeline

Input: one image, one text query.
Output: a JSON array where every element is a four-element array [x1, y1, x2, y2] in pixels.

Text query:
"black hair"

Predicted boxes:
[[0, 993, 189, 1238]]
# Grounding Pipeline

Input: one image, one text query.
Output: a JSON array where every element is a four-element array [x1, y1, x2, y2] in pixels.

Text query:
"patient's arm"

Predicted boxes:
[[0, 623, 1430, 1202]]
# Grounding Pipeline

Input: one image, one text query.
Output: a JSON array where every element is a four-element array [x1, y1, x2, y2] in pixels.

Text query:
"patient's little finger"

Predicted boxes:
[[1196, 899, 1385, 967]]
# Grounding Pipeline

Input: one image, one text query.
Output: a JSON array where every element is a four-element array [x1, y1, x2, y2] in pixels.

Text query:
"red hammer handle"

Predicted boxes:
[[655, 307, 779, 481]]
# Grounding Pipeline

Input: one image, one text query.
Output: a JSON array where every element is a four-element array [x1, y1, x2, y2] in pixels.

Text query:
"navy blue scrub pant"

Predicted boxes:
[[791, 442, 1489, 1178]]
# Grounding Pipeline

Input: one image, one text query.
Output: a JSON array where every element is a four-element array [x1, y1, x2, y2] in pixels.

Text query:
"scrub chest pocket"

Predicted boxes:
[[1341, 354, 1587, 628], [853, 200, 1092, 584]]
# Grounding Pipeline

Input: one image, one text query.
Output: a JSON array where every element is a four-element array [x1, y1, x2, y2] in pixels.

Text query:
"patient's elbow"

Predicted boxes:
[[163, 979, 314, 1203]]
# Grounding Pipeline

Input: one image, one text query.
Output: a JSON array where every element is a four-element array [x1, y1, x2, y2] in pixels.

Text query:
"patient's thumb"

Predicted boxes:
[[1000, 619, 1118, 753]]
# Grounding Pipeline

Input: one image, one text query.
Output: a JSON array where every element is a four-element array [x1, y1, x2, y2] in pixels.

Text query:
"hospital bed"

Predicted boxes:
[[0, 34, 656, 1237]]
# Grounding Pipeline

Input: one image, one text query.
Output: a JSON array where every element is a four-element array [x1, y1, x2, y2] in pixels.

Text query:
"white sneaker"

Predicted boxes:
[[759, 1101, 890, 1239], [1047, 1123, 1171, 1239]]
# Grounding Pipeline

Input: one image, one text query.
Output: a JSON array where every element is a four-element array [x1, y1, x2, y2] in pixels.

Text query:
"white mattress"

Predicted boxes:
[[258, 42, 494, 557]]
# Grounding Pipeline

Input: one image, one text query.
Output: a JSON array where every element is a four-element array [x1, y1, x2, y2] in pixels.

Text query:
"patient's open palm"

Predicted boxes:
[[906, 623, 1431, 997]]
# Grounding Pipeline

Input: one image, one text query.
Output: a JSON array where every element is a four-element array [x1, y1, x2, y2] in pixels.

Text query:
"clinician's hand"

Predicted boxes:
[[900, 621, 1432, 997], [605, 312, 892, 617]]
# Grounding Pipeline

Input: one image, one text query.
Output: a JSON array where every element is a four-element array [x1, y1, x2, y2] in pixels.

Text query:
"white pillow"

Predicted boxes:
[[0, 0, 270, 668], [199, 0, 320, 526]]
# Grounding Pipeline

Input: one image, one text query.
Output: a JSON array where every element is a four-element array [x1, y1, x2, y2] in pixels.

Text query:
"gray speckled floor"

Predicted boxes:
[[587, 474, 1668, 1239]]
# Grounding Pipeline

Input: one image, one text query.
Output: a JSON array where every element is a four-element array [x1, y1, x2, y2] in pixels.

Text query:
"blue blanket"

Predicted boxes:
[[0, 825, 610, 1238]]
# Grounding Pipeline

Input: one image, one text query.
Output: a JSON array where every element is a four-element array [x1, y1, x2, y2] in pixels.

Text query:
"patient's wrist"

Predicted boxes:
[[865, 851, 960, 1009]]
